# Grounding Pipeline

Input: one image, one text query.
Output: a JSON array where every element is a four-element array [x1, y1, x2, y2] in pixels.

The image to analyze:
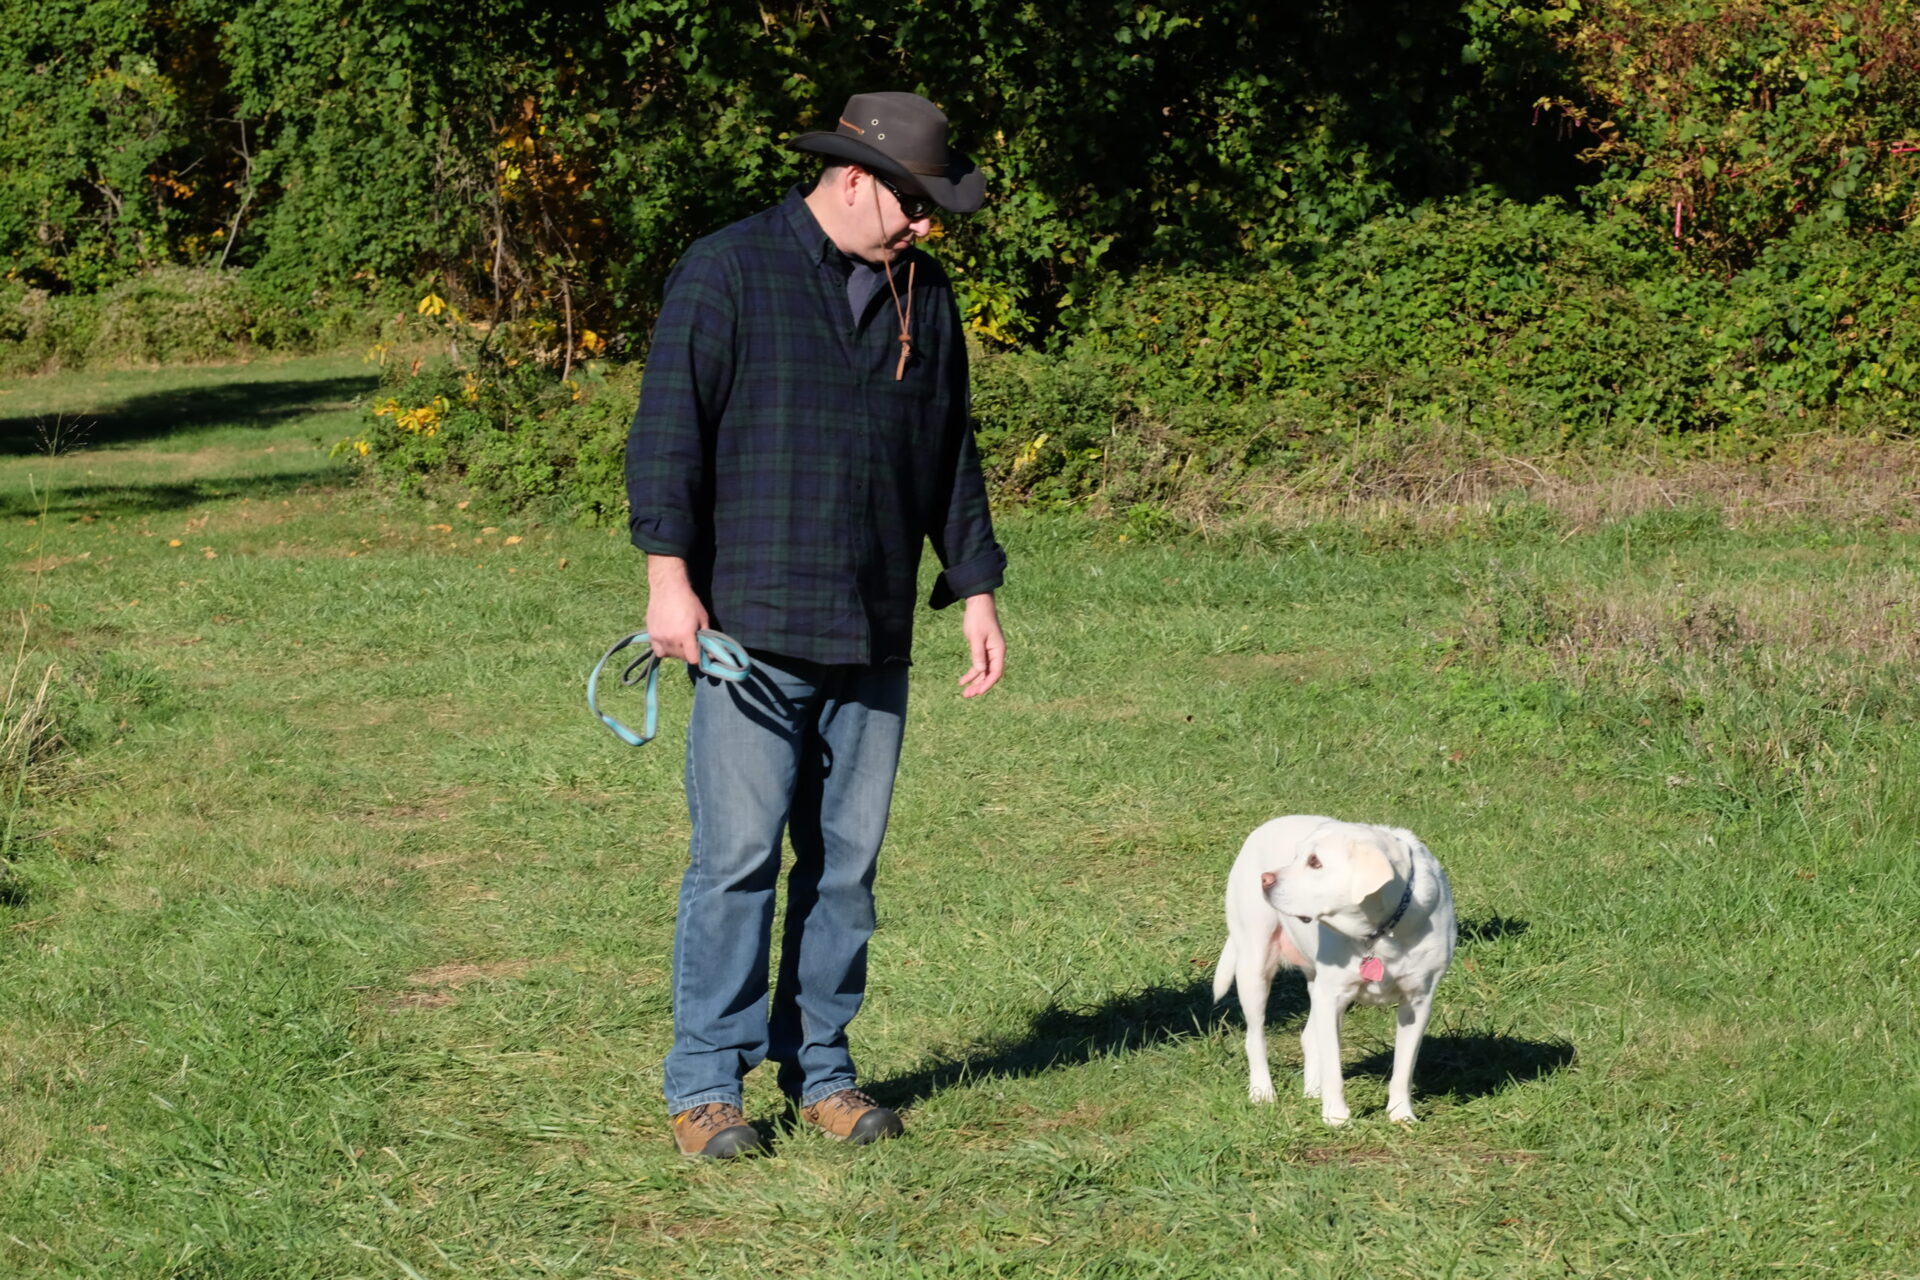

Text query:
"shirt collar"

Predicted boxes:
[[780, 183, 904, 275], [780, 185, 840, 268]]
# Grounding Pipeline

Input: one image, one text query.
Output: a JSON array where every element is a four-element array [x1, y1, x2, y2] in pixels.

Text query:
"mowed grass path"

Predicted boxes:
[[1, 357, 1915, 1279]]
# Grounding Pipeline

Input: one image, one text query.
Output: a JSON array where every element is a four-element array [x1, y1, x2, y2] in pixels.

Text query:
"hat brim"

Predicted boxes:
[[787, 132, 984, 214]]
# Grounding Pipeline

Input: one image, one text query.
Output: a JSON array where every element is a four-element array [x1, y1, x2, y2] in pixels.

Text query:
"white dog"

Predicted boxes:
[[1213, 815, 1456, 1124]]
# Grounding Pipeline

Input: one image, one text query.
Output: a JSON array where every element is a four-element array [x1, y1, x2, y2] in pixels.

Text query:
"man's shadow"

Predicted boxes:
[[869, 915, 1570, 1110]]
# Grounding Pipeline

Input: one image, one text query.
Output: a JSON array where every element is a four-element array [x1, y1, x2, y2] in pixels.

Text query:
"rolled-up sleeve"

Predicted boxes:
[[625, 247, 738, 556], [926, 324, 1007, 610]]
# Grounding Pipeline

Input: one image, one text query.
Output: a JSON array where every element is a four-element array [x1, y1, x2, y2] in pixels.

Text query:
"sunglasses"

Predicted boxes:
[[874, 172, 937, 221]]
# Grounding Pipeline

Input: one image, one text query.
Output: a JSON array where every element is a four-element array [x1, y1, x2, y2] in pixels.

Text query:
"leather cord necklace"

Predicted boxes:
[[873, 181, 915, 380]]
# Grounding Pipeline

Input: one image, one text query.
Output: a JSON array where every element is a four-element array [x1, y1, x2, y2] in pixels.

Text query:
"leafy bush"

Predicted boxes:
[[969, 345, 1129, 504], [366, 190, 1920, 520], [1538, 0, 1920, 269], [1066, 195, 1715, 448], [352, 358, 636, 525], [0, 281, 97, 376], [1700, 221, 1920, 424], [0, 266, 398, 374], [979, 194, 1920, 502]]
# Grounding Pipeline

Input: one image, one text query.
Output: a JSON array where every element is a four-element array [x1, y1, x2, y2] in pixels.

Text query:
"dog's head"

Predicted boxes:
[[1262, 824, 1400, 931]]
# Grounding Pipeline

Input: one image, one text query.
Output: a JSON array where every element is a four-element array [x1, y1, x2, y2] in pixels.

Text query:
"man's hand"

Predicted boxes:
[[958, 592, 1005, 699], [645, 554, 709, 664]]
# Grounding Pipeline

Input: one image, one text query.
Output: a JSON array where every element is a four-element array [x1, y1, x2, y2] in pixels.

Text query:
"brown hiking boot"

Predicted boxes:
[[670, 1102, 766, 1159], [799, 1089, 904, 1145]]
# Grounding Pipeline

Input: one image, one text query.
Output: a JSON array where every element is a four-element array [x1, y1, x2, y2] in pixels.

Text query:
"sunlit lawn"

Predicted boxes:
[[2, 357, 1915, 1278]]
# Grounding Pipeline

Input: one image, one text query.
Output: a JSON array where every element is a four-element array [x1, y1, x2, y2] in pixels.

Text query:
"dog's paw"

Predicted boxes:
[[1388, 1106, 1419, 1124], [1320, 1108, 1350, 1127], [1248, 1083, 1276, 1104]]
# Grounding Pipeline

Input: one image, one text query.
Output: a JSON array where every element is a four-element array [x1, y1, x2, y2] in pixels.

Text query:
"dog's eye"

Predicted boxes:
[[1306, 854, 1321, 869]]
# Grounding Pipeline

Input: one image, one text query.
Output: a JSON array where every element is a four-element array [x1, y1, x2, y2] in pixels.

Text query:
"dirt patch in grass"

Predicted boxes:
[[321, 697, 466, 739], [378, 958, 533, 1012], [1021, 1099, 1117, 1131], [1294, 1144, 1404, 1166], [958, 1099, 1119, 1141], [386, 990, 459, 1012], [608, 1209, 743, 1243], [406, 959, 532, 988], [368, 787, 476, 832]]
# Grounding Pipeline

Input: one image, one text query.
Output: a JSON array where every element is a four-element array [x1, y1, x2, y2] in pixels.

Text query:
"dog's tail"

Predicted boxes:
[[1210, 937, 1236, 1003]]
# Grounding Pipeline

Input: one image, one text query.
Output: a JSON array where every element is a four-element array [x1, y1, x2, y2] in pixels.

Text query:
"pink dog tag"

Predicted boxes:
[[1359, 956, 1386, 982]]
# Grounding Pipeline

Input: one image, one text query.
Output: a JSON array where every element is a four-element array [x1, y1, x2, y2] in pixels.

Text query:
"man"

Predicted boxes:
[[624, 91, 1007, 1159]]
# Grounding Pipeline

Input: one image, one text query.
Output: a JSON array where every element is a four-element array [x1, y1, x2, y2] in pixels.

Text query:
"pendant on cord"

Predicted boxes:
[[884, 259, 916, 381]]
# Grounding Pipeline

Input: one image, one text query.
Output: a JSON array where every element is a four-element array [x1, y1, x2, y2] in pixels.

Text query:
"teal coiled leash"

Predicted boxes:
[[587, 629, 751, 746]]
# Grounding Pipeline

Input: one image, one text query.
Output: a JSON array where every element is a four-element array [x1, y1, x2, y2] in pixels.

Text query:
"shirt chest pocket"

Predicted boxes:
[[866, 344, 943, 443]]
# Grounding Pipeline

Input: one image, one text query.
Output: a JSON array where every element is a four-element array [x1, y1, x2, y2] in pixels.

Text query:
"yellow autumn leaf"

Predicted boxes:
[[1012, 432, 1051, 470], [417, 293, 448, 317]]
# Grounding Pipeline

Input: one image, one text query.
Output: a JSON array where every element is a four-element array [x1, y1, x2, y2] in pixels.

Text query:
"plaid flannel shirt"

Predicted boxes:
[[625, 187, 1006, 666]]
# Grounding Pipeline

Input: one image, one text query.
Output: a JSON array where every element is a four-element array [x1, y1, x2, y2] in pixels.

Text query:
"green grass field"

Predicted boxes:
[[2, 357, 1916, 1279]]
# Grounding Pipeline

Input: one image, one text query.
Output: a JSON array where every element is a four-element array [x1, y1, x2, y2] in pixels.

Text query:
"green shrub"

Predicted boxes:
[[353, 358, 637, 525], [0, 281, 93, 376], [84, 267, 257, 366], [0, 266, 399, 374], [359, 197, 1920, 520], [1068, 195, 1716, 448], [1700, 222, 1920, 426], [1541, 0, 1920, 270], [970, 344, 1128, 504]]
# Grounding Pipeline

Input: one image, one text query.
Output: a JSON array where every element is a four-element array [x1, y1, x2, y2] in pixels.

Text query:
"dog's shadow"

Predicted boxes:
[[1458, 914, 1530, 943], [871, 915, 1570, 1110], [1347, 1029, 1573, 1101]]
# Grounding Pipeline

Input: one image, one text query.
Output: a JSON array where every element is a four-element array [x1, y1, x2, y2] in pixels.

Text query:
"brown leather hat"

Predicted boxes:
[[787, 91, 984, 214]]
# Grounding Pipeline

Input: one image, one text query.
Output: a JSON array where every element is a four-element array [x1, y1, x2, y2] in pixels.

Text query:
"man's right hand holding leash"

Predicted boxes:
[[646, 554, 709, 665]]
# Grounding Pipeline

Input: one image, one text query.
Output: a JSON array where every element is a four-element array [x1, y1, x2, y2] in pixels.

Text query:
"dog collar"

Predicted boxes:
[[1364, 862, 1415, 947], [1358, 866, 1414, 983]]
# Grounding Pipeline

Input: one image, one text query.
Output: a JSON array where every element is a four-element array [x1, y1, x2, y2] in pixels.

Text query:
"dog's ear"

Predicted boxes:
[[1348, 839, 1396, 902]]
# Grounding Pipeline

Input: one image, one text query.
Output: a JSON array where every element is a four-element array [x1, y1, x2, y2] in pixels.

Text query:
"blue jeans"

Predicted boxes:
[[662, 651, 909, 1114]]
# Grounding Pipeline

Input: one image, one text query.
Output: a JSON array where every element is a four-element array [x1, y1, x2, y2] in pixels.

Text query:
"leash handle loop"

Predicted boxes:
[[587, 629, 751, 746]]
